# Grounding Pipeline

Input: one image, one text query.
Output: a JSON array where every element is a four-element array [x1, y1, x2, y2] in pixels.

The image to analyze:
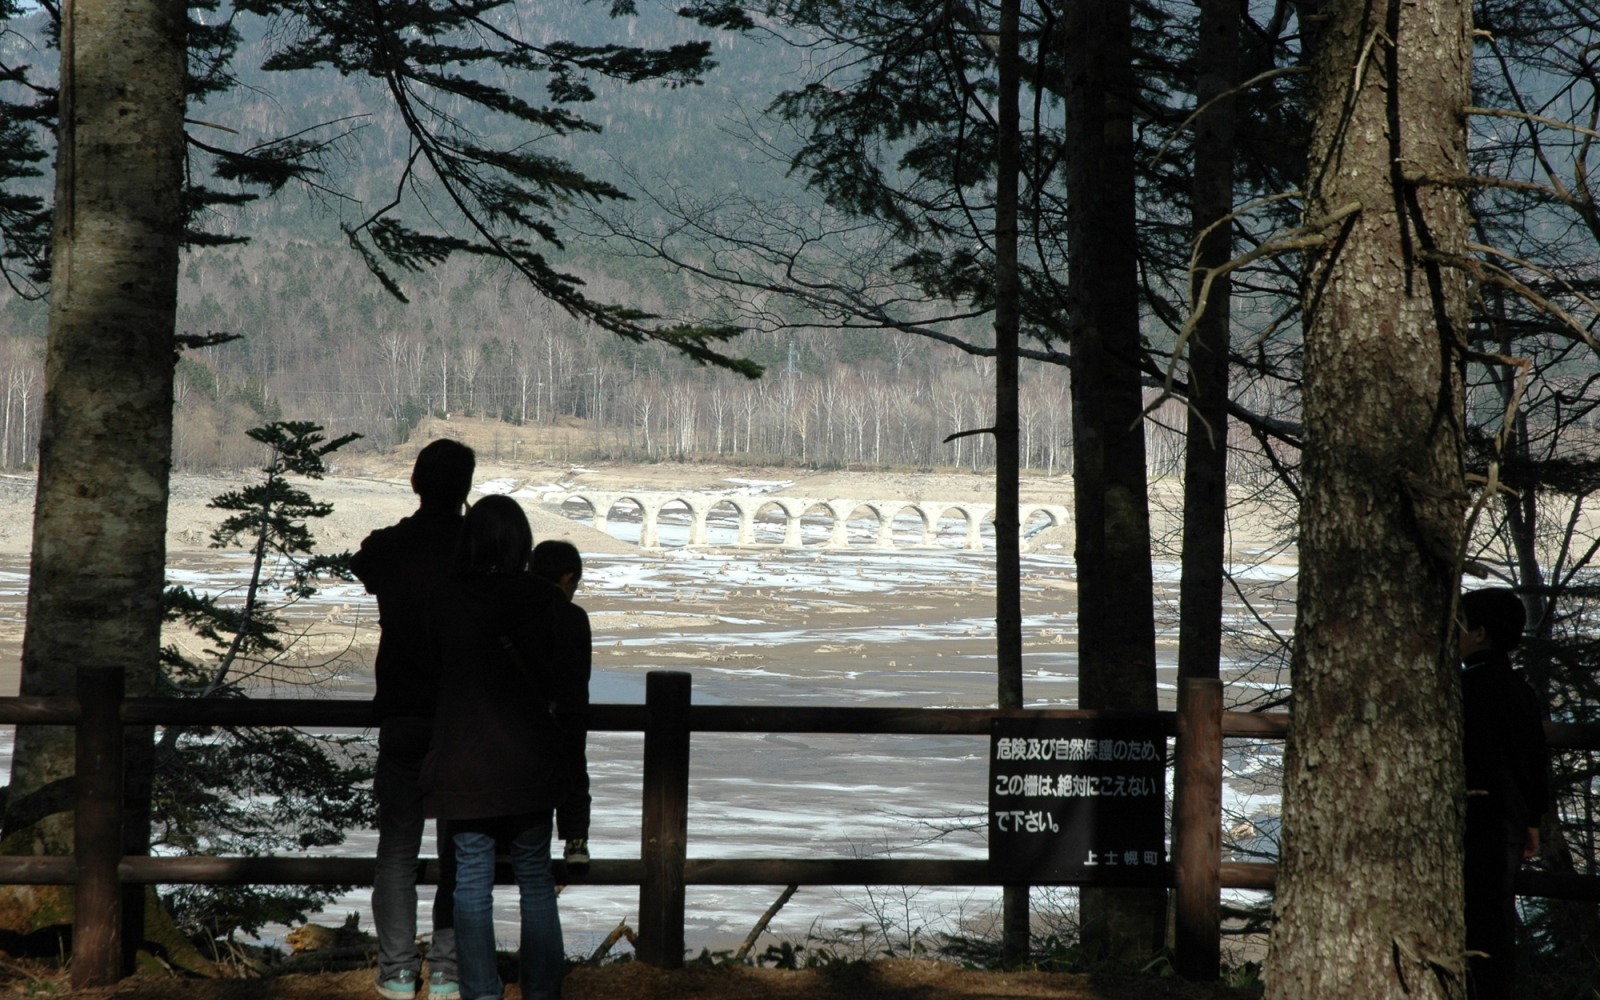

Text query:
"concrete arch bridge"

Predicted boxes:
[[561, 490, 1070, 551]]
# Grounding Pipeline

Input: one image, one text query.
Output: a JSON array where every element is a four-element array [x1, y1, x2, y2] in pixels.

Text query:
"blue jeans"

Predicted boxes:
[[453, 816, 564, 1000], [374, 717, 457, 983]]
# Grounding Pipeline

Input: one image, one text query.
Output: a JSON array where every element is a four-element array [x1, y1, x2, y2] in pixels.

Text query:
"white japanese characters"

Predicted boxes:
[[993, 737, 1161, 762], [992, 773, 1161, 798], [994, 810, 1059, 833]]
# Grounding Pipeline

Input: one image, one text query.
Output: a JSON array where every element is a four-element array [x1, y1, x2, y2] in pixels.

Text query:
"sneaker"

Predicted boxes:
[[427, 971, 459, 998], [375, 970, 418, 1000], [564, 837, 590, 875]]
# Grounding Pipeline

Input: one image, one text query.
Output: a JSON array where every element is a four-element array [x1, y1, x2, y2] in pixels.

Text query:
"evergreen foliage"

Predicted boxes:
[[0, 0, 763, 374], [156, 421, 372, 943], [0, 0, 51, 296], [672, 0, 1302, 340]]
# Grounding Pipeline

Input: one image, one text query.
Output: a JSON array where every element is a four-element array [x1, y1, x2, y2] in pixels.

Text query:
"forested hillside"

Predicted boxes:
[[0, 1, 1119, 475]]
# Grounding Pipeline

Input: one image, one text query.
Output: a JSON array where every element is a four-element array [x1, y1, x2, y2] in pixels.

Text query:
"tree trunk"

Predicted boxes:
[[1063, 0, 1164, 960], [1173, 0, 1238, 978], [1177, 0, 1238, 690], [1265, 0, 1473, 995], [993, 0, 1027, 964], [0, 0, 185, 947]]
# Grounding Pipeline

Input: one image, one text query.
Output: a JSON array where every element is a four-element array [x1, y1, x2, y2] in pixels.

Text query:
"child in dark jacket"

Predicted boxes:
[[531, 539, 592, 875]]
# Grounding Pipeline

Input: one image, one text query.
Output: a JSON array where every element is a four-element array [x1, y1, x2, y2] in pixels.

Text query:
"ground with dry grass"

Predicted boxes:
[[9, 957, 1264, 1000]]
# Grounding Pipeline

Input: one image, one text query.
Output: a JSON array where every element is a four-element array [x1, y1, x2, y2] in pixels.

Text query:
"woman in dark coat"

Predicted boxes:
[[423, 495, 590, 1000]]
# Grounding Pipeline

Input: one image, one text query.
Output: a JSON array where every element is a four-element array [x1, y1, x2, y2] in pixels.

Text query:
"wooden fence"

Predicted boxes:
[[1, 667, 1598, 988]]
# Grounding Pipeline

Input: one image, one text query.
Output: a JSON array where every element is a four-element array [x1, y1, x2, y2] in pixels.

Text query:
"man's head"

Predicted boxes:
[[532, 539, 583, 599], [1460, 587, 1526, 656], [411, 439, 475, 510]]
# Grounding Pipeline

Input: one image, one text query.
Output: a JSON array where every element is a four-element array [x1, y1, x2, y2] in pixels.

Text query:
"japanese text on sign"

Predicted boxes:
[[989, 717, 1168, 885], [993, 738, 1160, 762], [993, 773, 1161, 798]]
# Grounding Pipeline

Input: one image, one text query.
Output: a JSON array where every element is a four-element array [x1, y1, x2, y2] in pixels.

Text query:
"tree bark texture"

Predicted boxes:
[[994, 0, 1027, 965], [1063, 0, 1164, 959], [1064, 0, 1157, 725], [1177, 0, 1238, 688], [1173, 7, 1238, 974], [1265, 1, 1472, 997], [994, 0, 1023, 718], [3, 0, 185, 875]]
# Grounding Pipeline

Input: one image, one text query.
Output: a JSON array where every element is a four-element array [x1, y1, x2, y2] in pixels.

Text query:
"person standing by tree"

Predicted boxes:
[[423, 497, 591, 1000], [352, 440, 476, 1000], [1459, 587, 1549, 1000]]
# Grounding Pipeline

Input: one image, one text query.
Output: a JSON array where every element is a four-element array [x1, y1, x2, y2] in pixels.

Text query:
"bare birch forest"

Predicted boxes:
[[2, 249, 1289, 480]]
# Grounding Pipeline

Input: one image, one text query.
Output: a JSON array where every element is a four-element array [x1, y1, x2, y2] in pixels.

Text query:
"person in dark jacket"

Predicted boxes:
[[1459, 587, 1549, 1000], [424, 496, 590, 1000], [531, 539, 592, 875], [352, 439, 475, 1000]]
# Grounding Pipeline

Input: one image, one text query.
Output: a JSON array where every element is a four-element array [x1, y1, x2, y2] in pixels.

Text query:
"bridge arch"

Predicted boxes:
[[908, 502, 990, 550], [879, 502, 930, 547], [560, 494, 598, 526], [838, 501, 901, 547], [700, 498, 744, 545], [1019, 505, 1064, 552], [608, 494, 651, 545], [653, 497, 696, 548], [795, 500, 835, 547]]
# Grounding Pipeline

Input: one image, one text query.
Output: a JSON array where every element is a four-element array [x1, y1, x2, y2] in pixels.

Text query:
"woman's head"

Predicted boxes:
[[456, 495, 532, 577]]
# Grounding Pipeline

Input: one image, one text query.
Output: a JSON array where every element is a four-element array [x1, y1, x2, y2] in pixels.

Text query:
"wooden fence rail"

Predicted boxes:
[[1, 667, 1598, 987]]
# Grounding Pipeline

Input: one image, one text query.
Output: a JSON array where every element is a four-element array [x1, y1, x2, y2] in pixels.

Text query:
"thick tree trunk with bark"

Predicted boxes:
[[1063, 0, 1164, 959], [1, 0, 184, 921], [1265, 0, 1473, 996]]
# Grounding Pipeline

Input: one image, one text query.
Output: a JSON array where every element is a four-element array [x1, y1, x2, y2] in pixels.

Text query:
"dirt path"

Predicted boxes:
[[50, 960, 1262, 1000]]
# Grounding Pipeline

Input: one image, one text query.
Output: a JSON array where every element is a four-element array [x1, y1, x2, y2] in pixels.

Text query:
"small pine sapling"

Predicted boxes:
[[155, 421, 374, 950]]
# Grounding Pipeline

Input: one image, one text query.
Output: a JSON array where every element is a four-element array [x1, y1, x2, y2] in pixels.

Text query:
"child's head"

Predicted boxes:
[[455, 495, 532, 577], [1460, 587, 1526, 654], [532, 539, 583, 598], [411, 439, 475, 510]]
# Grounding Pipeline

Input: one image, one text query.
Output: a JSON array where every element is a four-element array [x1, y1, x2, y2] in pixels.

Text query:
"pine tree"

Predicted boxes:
[[155, 421, 372, 948]]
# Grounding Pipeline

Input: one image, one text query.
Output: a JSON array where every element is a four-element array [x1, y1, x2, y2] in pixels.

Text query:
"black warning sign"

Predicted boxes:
[[989, 716, 1169, 885]]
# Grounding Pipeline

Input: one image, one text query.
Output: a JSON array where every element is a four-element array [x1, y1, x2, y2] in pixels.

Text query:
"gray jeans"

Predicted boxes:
[[374, 716, 457, 982]]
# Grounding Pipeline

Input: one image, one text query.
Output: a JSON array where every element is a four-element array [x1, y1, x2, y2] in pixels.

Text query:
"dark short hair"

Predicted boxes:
[[532, 539, 582, 584], [455, 495, 531, 577], [1461, 587, 1526, 652], [412, 439, 475, 507]]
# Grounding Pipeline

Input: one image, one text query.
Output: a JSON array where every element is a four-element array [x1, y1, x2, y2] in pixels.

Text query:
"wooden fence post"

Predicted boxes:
[[1172, 676, 1223, 979], [73, 666, 124, 988], [638, 670, 691, 968]]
